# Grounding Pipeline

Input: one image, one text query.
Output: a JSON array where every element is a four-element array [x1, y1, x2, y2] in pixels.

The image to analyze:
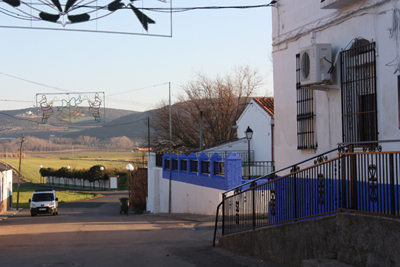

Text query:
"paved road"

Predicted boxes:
[[0, 190, 283, 267]]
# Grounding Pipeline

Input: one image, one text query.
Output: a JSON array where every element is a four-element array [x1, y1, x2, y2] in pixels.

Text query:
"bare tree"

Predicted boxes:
[[151, 65, 263, 153], [110, 136, 134, 149]]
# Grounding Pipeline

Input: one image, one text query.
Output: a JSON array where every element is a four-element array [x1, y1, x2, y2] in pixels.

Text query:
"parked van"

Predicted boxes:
[[29, 189, 58, 216]]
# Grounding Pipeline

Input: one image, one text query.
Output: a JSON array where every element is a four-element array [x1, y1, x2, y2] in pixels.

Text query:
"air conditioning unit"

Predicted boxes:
[[320, 0, 359, 9], [300, 43, 332, 85]]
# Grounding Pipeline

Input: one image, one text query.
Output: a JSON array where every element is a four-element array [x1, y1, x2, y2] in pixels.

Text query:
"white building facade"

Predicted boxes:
[[272, 0, 400, 169], [0, 168, 13, 213], [203, 97, 274, 163]]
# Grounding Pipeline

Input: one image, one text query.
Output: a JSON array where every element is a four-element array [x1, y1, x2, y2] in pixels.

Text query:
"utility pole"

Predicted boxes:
[[200, 110, 203, 151], [16, 133, 26, 210], [168, 82, 172, 213], [148, 116, 150, 157]]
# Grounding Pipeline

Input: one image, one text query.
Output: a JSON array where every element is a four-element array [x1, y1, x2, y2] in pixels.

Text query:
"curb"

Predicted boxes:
[[0, 208, 22, 221]]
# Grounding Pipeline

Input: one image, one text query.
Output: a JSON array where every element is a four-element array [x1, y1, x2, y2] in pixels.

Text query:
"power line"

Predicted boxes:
[[0, 99, 34, 103], [108, 82, 169, 96], [0, 72, 70, 92]]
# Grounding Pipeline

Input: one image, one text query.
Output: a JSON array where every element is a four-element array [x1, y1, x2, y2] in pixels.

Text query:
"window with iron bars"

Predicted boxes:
[[296, 54, 317, 150], [341, 41, 377, 143]]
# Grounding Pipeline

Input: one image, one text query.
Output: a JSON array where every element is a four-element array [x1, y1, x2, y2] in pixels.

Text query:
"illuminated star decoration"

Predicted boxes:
[[1, 0, 166, 31]]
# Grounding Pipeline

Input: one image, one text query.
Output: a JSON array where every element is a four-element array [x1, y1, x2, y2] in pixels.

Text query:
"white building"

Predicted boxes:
[[0, 167, 13, 213], [272, 0, 400, 169], [202, 97, 274, 161]]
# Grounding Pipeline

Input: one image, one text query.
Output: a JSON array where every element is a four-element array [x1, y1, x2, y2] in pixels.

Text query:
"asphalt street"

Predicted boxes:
[[0, 190, 284, 267]]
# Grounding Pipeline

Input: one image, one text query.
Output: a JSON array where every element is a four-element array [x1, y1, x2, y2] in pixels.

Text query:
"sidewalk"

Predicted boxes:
[[0, 208, 21, 221]]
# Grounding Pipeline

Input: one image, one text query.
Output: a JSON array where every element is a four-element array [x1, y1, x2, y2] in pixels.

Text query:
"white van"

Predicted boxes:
[[29, 190, 59, 216]]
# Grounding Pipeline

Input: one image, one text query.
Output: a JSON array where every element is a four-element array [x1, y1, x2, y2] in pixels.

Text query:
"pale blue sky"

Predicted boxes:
[[0, 0, 273, 112]]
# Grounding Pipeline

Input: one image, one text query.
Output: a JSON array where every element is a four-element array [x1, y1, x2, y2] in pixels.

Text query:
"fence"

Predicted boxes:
[[214, 140, 400, 245], [242, 161, 275, 179]]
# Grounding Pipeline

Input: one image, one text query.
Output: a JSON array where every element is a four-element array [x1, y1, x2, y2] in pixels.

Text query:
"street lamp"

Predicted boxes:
[[245, 126, 253, 178], [39, 165, 43, 184], [126, 164, 135, 205], [66, 166, 70, 187], [100, 166, 104, 190]]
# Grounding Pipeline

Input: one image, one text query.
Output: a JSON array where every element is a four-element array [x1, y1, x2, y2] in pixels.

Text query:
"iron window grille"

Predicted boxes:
[[341, 41, 377, 143], [201, 161, 210, 174], [181, 160, 187, 171], [214, 161, 225, 176], [296, 54, 317, 150], [164, 159, 170, 169], [190, 160, 198, 173], [172, 159, 178, 170]]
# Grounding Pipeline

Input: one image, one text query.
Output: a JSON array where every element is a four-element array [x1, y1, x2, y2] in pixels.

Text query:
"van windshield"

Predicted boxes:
[[32, 193, 54, 202]]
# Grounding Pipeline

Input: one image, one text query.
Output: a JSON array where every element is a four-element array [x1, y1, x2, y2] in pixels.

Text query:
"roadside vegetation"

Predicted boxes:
[[13, 186, 102, 209], [1, 150, 146, 183]]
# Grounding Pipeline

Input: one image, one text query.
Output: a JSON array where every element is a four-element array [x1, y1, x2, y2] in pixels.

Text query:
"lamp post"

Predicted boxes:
[[126, 164, 134, 205], [245, 126, 253, 178], [66, 166, 70, 187], [16, 134, 27, 210], [100, 166, 104, 190], [39, 165, 43, 184]]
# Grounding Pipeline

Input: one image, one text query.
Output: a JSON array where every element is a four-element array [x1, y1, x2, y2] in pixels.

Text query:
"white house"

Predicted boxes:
[[0, 166, 13, 213], [201, 97, 274, 176], [272, 0, 400, 170]]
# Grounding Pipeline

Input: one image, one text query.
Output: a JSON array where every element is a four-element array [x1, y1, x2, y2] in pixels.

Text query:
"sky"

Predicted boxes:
[[0, 0, 273, 112]]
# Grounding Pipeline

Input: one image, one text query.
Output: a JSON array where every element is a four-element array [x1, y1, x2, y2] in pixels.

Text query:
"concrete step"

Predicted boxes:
[[301, 259, 355, 267]]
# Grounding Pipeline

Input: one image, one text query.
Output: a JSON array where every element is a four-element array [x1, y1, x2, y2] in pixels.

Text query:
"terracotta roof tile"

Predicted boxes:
[[253, 97, 274, 117]]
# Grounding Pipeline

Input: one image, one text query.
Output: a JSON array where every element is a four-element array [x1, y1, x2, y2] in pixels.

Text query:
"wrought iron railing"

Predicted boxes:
[[196, 150, 254, 162], [242, 161, 275, 179], [213, 140, 400, 246]]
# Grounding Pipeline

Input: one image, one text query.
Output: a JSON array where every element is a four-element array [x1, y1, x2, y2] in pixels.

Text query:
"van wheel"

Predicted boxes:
[[31, 213, 37, 217]]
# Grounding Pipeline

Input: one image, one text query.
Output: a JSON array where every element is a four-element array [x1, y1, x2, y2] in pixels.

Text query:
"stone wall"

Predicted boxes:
[[218, 212, 400, 267]]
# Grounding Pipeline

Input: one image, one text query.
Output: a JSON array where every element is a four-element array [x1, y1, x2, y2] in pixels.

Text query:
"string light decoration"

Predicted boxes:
[[35, 92, 105, 124], [0, 0, 171, 35]]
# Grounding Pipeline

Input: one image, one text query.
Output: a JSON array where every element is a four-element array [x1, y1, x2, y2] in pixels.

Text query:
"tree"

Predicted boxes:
[[110, 136, 134, 149], [151, 65, 263, 153]]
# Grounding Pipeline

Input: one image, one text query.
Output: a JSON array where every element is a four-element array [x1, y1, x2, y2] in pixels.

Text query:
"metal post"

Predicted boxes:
[[248, 139, 251, 178], [16, 134, 25, 210], [222, 193, 226, 235], [200, 110, 203, 151], [390, 154, 395, 215], [168, 82, 172, 213], [349, 144, 357, 210], [148, 117, 150, 159], [252, 181, 256, 229]]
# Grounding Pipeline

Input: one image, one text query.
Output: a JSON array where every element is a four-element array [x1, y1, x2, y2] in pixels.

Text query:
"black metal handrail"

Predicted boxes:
[[223, 146, 342, 197], [213, 140, 400, 245]]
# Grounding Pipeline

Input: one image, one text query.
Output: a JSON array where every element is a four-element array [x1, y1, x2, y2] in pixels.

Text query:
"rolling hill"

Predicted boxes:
[[0, 107, 151, 142]]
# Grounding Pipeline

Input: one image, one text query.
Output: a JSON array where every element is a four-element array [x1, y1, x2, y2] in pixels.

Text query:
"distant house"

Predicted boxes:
[[202, 97, 274, 177], [0, 166, 13, 213]]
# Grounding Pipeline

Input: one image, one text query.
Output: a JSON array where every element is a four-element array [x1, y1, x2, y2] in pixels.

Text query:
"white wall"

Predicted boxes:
[[147, 153, 223, 215], [236, 99, 274, 162], [272, 0, 400, 170], [0, 170, 13, 212]]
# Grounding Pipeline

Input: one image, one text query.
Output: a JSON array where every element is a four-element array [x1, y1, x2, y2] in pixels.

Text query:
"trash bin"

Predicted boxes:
[[119, 197, 129, 214]]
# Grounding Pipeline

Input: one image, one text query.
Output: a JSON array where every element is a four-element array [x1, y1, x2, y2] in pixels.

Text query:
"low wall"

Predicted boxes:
[[147, 152, 270, 215], [218, 212, 400, 267], [147, 167, 224, 215]]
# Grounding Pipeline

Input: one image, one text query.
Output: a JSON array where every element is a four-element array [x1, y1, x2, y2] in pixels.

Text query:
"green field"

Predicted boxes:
[[1, 150, 147, 183], [13, 186, 102, 209]]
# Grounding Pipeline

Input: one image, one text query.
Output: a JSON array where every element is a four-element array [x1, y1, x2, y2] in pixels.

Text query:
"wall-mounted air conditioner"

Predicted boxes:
[[300, 43, 332, 85], [320, 0, 359, 9]]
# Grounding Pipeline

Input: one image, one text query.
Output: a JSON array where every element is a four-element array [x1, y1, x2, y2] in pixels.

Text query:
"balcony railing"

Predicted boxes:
[[213, 140, 400, 246]]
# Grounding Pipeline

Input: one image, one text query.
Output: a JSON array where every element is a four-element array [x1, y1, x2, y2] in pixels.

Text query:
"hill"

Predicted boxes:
[[0, 107, 141, 140], [63, 110, 154, 143]]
